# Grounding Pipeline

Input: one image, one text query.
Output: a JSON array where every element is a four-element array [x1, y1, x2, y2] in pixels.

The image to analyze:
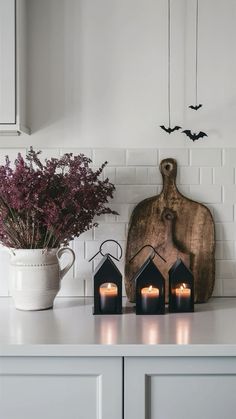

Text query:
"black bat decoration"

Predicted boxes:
[[160, 125, 182, 134], [189, 104, 202, 110], [182, 130, 207, 141]]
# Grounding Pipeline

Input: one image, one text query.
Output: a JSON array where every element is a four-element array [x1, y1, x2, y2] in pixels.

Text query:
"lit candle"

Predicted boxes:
[[99, 283, 118, 314], [174, 283, 191, 311], [141, 285, 160, 314]]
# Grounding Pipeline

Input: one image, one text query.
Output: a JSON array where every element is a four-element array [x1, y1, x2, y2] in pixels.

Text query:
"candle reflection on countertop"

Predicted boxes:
[[141, 317, 160, 345], [176, 317, 191, 345], [97, 317, 119, 345]]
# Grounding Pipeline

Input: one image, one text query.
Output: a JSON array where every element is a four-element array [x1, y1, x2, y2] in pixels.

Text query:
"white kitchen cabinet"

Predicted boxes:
[[124, 357, 236, 419], [0, 298, 236, 419], [0, 357, 122, 419], [0, 0, 29, 135]]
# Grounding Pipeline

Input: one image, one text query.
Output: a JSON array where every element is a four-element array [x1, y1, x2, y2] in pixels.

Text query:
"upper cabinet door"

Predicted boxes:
[[0, 0, 15, 124]]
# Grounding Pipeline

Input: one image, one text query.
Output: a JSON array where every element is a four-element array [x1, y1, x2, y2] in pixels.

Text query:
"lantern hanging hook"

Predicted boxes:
[[88, 239, 123, 262], [129, 244, 166, 263]]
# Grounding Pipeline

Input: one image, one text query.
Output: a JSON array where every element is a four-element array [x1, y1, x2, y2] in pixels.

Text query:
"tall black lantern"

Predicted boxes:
[[130, 245, 166, 315], [169, 258, 194, 313], [89, 240, 123, 315]]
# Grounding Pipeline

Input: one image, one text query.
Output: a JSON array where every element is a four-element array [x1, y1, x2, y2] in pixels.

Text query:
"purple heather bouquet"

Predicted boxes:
[[0, 147, 117, 249]]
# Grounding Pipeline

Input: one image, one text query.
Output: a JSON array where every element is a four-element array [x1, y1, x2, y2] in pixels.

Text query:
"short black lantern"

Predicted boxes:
[[89, 240, 123, 315], [130, 245, 166, 315], [169, 258, 194, 313]]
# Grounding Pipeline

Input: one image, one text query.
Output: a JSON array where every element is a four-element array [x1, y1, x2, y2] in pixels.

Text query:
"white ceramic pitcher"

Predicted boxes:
[[9, 248, 75, 310]]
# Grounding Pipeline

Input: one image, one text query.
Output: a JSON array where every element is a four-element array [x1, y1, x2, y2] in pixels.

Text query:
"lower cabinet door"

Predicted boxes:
[[0, 356, 122, 419], [124, 357, 236, 419]]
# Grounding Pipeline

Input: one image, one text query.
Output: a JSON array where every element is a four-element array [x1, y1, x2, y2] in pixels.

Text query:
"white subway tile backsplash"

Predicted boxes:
[[0, 249, 10, 296], [126, 149, 158, 166], [190, 149, 222, 166], [177, 185, 190, 196], [74, 256, 93, 282], [215, 241, 234, 260], [179, 167, 199, 185], [223, 185, 236, 203], [104, 167, 116, 184], [36, 148, 60, 161], [77, 230, 93, 241], [94, 223, 126, 241], [216, 260, 236, 279], [135, 167, 149, 185], [212, 278, 222, 297], [58, 275, 85, 297], [222, 279, 236, 296], [200, 167, 213, 184], [85, 240, 120, 260], [214, 167, 234, 185], [94, 212, 116, 223], [213, 204, 234, 222], [85, 278, 93, 296], [116, 167, 136, 184], [59, 242, 85, 296], [148, 167, 163, 185], [59, 148, 93, 159], [1, 146, 236, 298], [114, 185, 158, 204], [215, 223, 222, 240], [93, 149, 126, 166], [223, 149, 236, 166], [189, 185, 222, 203], [215, 223, 236, 241], [112, 204, 134, 222], [159, 149, 189, 166]]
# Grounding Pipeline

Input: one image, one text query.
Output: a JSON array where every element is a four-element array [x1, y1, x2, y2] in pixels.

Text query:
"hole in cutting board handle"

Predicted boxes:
[[160, 158, 177, 179]]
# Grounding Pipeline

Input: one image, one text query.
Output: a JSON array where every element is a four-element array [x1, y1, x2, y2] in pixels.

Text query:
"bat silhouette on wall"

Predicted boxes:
[[182, 130, 207, 141], [189, 104, 202, 110], [160, 125, 182, 134]]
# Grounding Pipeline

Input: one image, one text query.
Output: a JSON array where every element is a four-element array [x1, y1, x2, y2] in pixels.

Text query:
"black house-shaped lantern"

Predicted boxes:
[[169, 259, 194, 313], [93, 254, 122, 315], [135, 258, 165, 315]]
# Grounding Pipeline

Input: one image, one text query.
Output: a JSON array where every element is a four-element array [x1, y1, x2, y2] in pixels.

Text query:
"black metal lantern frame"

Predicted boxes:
[[89, 240, 123, 315], [130, 245, 166, 315], [169, 258, 194, 313]]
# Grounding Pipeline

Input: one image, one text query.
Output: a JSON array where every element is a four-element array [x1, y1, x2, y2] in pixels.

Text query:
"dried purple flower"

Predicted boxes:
[[0, 148, 117, 249]]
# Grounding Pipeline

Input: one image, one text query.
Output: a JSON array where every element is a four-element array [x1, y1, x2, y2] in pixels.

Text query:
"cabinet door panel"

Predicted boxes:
[[0, 357, 122, 419], [0, 0, 15, 124], [125, 357, 236, 419]]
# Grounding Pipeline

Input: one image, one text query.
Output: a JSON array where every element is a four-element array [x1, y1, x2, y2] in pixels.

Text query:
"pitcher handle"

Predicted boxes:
[[57, 247, 75, 280]]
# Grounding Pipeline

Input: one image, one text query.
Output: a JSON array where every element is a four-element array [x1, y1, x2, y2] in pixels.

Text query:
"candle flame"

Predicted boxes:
[[107, 283, 112, 289], [180, 283, 187, 291], [148, 285, 153, 292]]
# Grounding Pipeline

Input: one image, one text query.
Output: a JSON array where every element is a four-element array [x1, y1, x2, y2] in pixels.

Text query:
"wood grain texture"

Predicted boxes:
[[125, 158, 215, 303]]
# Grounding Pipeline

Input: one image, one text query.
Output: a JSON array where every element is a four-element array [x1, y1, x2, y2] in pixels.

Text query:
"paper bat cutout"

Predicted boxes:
[[189, 104, 202, 110], [160, 125, 182, 134], [182, 130, 207, 141]]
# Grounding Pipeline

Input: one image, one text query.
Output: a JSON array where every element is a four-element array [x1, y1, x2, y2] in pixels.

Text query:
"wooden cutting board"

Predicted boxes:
[[125, 158, 215, 303]]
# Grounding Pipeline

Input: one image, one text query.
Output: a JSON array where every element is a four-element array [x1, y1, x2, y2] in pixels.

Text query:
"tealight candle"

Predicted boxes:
[[99, 283, 118, 314], [140, 285, 160, 314], [174, 283, 191, 311]]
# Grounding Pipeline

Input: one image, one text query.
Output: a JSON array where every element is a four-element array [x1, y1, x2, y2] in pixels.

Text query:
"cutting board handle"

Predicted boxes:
[[160, 158, 178, 196], [160, 158, 177, 179]]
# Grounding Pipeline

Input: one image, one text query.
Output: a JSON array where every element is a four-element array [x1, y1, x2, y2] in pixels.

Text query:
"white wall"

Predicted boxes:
[[0, 0, 236, 297], [1, 0, 236, 148]]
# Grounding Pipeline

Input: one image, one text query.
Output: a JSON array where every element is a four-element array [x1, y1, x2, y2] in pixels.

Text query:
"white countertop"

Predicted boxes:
[[1, 297, 236, 357]]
